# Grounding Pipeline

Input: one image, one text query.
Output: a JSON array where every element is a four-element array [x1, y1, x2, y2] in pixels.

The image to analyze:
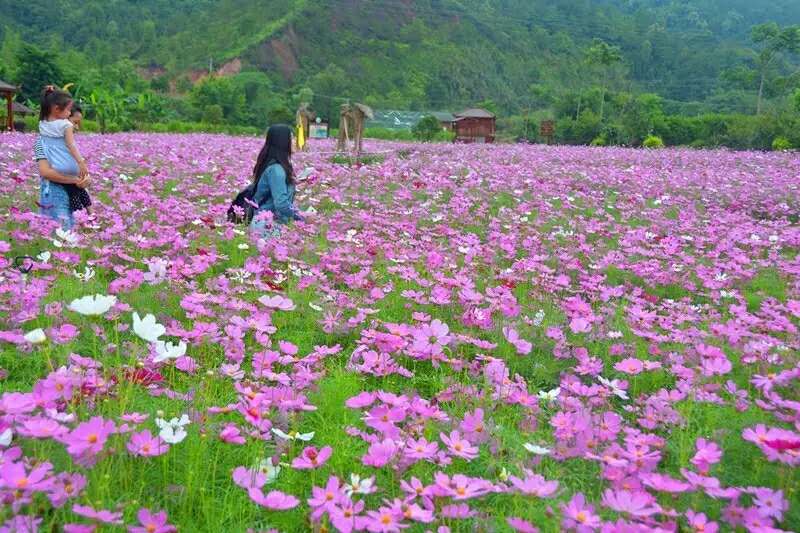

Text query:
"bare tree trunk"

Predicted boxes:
[[757, 71, 766, 115]]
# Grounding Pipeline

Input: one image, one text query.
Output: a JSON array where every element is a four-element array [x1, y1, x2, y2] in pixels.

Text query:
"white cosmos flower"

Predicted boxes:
[[53, 228, 79, 248], [73, 266, 95, 282], [308, 302, 323, 312], [598, 376, 629, 400], [537, 387, 560, 403], [37, 251, 51, 263], [153, 340, 187, 363], [23, 328, 47, 345], [68, 294, 117, 316], [132, 312, 166, 342], [155, 415, 190, 444], [256, 459, 281, 484], [523, 443, 552, 455], [532, 309, 545, 327], [0, 428, 12, 447], [344, 473, 375, 497], [271, 428, 314, 441], [237, 243, 249, 250]]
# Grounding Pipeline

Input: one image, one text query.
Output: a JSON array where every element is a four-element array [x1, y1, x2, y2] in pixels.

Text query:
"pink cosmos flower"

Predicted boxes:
[[220, 424, 246, 445], [503, 327, 532, 355], [330, 499, 366, 533], [560, 492, 601, 531], [686, 510, 718, 533], [60, 416, 116, 457], [640, 473, 692, 494], [459, 408, 489, 442], [127, 430, 168, 457], [307, 476, 344, 520], [248, 488, 300, 510], [411, 319, 451, 356], [440, 430, 479, 460], [507, 471, 559, 498], [1, 461, 52, 492], [403, 437, 439, 461], [601, 489, 661, 517], [691, 438, 722, 474], [129, 508, 177, 533], [506, 517, 539, 533], [17, 417, 68, 439], [258, 295, 295, 311], [614, 358, 644, 375], [291, 445, 332, 469], [569, 317, 592, 334], [72, 504, 124, 524], [48, 472, 87, 507], [49, 323, 80, 344], [364, 506, 408, 532], [362, 438, 398, 467]]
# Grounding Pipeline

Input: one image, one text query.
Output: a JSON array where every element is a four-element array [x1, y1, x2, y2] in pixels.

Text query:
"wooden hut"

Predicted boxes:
[[453, 108, 496, 143], [0, 79, 19, 132]]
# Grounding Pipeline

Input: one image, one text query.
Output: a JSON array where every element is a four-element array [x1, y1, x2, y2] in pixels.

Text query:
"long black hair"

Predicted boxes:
[[252, 124, 294, 185], [39, 86, 73, 121]]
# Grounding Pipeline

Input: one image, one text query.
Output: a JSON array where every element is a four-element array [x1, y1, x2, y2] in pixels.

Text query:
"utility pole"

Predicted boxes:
[[209, 57, 214, 74]]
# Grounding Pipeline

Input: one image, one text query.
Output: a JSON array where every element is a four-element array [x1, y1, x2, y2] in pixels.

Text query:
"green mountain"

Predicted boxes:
[[2, 0, 800, 116]]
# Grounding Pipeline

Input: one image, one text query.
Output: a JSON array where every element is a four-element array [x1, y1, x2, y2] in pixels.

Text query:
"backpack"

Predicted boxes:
[[227, 182, 267, 224]]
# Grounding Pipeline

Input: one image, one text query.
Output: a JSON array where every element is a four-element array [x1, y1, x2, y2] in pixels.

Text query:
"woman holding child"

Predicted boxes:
[[34, 86, 91, 229]]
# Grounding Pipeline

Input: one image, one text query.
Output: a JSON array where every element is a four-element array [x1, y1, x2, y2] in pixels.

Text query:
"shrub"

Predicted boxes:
[[643, 135, 665, 148], [590, 135, 607, 146], [772, 136, 792, 151], [412, 115, 442, 142]]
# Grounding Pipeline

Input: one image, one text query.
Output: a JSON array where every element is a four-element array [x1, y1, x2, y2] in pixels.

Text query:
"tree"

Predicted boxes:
[[412, 115, 441, 141], [190, 76, 246, 123], [15, 44, 63, 102], [751, 23, 800, 114], [585, 39, 622, 120]]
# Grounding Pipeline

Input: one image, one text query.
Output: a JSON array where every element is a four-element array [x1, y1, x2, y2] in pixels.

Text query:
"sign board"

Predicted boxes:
[[309, 123, 328, 139], [540, 120, 555, 137]]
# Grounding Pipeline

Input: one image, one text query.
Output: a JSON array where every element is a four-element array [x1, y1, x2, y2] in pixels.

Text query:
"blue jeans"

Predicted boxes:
[[39, 179, 73, 229]]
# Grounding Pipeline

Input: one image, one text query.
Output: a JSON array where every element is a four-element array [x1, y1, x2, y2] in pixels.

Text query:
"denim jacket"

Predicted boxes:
[[253, 163, 303, 224]]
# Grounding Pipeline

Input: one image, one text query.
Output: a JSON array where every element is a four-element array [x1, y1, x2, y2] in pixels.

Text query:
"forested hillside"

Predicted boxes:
[[3, 0, 800, 147]]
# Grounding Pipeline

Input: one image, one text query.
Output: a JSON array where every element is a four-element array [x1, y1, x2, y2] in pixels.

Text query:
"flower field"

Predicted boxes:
[[1, 133, 799, 532]]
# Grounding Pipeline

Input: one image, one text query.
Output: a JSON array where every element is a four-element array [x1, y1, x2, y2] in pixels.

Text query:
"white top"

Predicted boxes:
[[39, 119, 73, 138]]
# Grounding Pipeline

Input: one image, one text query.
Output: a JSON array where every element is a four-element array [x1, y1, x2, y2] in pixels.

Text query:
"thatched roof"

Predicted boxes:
[[12, 102, 35, 115], [0, 79, 18, 93], [454, 108, 496, 119]]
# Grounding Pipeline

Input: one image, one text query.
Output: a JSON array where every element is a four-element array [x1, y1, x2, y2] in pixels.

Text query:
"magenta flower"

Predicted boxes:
[[60, 416, 116, 457], [307, 476, 344, 520], [440, 430, 479, 460], [691, 438, 722, 474], [219, 424, 246, 445], [601, 489, 661, 517], [364, 506, 408, 532], [362, 438, 398, 467], [411, 319, 451, 355], [129, 508, 176, 533], [126, 430, 168, 457], [459, 408, 489, 442], [291, 445, 332, 469], [508, 471, 559, 498], [560, 492, 601, 531], [686, 510, 718, 533], [1, 460, 52, 492], [506, 517, 539, 533], [248, 488, 300, 510], [72, 504, 124, 524], [614, 358, 644, 375]]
